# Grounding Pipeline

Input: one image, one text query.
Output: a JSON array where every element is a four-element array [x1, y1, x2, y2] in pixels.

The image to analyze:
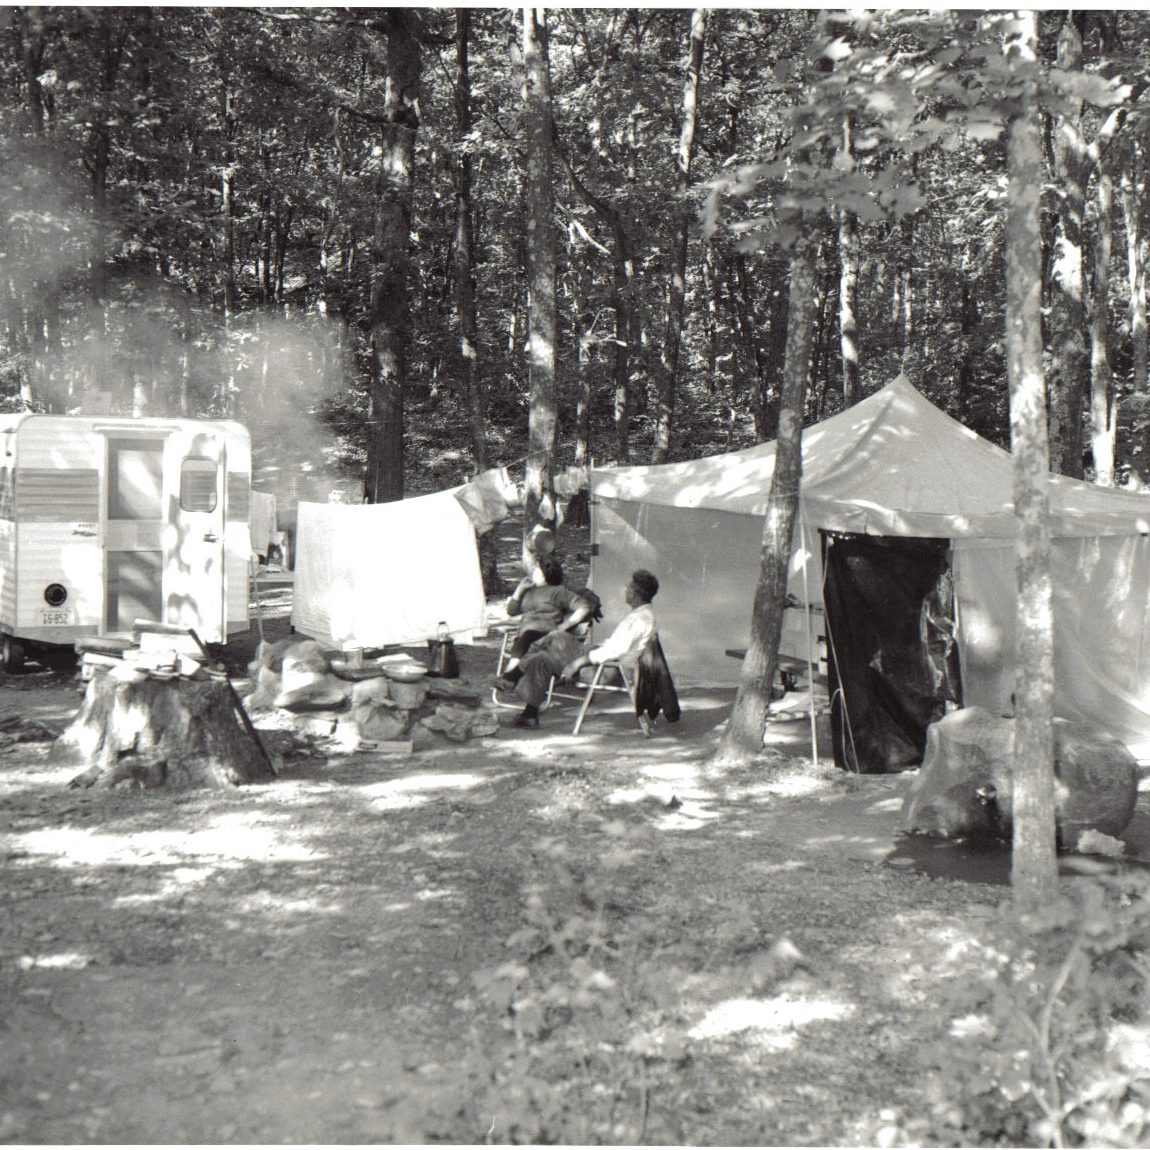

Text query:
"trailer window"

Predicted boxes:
[[108, 439, 164, 520], [180, 457, 218, 512]]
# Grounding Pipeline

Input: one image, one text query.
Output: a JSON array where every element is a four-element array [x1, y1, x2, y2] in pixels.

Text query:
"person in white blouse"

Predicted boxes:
[[509, 569, 659, 729]]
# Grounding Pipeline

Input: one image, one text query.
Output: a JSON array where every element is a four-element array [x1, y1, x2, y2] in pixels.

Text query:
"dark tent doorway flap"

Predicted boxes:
[[822, 532, 962, 774]]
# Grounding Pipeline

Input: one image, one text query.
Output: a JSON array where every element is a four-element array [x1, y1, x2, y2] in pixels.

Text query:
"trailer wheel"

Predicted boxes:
[[2, 636, 26, 674]]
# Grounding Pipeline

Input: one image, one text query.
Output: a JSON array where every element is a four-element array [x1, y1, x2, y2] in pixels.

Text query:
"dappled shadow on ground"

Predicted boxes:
[[0, 616, 1020, 1146]]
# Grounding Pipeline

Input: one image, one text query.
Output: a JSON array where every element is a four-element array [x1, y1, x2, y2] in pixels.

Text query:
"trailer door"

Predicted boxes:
[[104, 434, 167, 633], [166, 428, 227, 643]]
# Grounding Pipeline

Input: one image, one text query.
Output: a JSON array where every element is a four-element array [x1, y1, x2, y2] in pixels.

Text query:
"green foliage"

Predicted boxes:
[[3, 8, 1150, 479], [921, 873, 1150, 1148], [462, 819, 683, 1144]]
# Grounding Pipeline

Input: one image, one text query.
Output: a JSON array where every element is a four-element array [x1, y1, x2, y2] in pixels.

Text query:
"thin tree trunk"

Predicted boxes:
[[521, 7, 558, 541], [1046, 12, 1089, 478], [220, 77, 238, 415], [897, 216, 913, 365], [365, 10, 421, 504], [569, 249, 594, 467], [1120, 150, 1149, 469], [555, 137, 635, 464], [14, 7, 51, 134], [653, 7, 706, 463], [839, 206, 859, 407], [1004, 11, 1059, 911], [611, 218, 634, 462], [453, 11, 498, 592], [756, 262, 789, 440], [454, 11, 485, 476], [1089, 169, 1116, 486], [714, 233, 819, 765], [732, 255, 769, 429]]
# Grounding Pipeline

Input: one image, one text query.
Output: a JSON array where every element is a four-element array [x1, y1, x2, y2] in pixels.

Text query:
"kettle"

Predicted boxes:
[[427, 621, 460, 678]]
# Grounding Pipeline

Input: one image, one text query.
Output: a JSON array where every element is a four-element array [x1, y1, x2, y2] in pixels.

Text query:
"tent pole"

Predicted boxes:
[[798, 502, 818, 768]]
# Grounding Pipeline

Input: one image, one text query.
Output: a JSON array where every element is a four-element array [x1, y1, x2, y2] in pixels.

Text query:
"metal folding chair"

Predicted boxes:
[[570, 651, 652, 737], [490, 627, 583, 712]]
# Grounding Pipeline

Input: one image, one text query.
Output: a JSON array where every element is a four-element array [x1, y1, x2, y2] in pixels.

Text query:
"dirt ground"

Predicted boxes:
[[0, 568, 1145, 1145]]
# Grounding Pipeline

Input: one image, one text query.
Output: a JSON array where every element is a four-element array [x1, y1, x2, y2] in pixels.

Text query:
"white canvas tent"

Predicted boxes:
[[591, 375, 1150, 757]]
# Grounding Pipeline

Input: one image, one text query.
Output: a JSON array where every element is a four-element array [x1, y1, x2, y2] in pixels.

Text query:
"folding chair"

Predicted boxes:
[[570, 650, 652, 737], [490, 627, 584, 712]]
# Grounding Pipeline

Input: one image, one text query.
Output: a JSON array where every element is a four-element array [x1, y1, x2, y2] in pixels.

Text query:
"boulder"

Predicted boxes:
[[273, 673, 352, 711], [273, 640, 351, 710], [251, 636, 302, 675], [903, 706, 1139, 844], [244, 665, 283, 712], [420, 703, 500, 743]]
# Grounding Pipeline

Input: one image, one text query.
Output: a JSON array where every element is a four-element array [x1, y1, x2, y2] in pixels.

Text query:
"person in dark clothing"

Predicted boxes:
[[496, 554, 592, 689], [508, 568, 660, 729]]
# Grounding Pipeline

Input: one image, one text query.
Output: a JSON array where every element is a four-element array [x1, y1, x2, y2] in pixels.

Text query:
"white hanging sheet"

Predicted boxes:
[[292, 490, 488, 650], [249, 490, 278, 558]]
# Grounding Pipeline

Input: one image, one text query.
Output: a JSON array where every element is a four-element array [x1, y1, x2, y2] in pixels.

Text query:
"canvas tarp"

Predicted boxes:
[[249, 490, 278, 559], [590, 375, 1150, 753], [291, 490, 488, 651]]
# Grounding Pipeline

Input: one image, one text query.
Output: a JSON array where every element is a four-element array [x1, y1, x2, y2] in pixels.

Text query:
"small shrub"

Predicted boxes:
[[922, 871, 1150, 1147]]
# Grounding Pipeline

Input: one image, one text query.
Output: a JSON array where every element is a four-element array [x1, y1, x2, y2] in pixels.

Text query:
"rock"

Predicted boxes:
[[288, 713, 339, 739], [420, 704, 500, 742], [256, 636, 311, 674], [1052, 723, 1139, 841], [273, 673, 351, 711], [272, 639, 347, 710], [388, 679, 430, 710], [244, 666, 282, 712], [1076, 829, 1126, 858], [280, 639, 331, 671], [350, 677, 392, 708], [903, 706, 1139, 843], [426, 679, 482, 706], [353, 702, 410, 742]]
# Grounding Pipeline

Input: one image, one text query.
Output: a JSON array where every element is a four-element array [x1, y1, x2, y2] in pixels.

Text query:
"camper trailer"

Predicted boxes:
[[0, 414, 252, 670]]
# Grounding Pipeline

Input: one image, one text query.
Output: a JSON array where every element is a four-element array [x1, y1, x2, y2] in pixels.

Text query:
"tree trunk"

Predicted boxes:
[[455, 11, 485, 475], [1004, 11, 1059, 911], [453, 11, 498, 594], [13, 7, 51, 134], [521, 7, 558, 544], [756, 260, 789, 441], [1046, 12, 1089, 479], [52, 671, 274, 789], [1089, 168, 1116, 486], [218, 72, 239, 417], [714, 233, 818, 765], [365, 10, 421, 504], [653, 7, 706, 464], [1120, 151, 1150, 470], [896, 216, 913, 365], [569, 251, 594, 467], [839, 203, 859, 407], [610, 217, 635, 462]]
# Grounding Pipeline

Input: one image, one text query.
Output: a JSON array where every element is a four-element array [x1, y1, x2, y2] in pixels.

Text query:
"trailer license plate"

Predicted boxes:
[[41, 609, 71, 625]]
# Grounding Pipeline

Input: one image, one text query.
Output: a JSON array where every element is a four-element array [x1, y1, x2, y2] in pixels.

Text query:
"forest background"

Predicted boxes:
[[5, 12, 1150, 1139], [6, 7, 1149, 530]]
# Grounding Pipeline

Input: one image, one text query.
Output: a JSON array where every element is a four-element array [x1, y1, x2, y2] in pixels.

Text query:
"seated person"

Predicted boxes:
[[497, 553, 592, 687], [508, 568, 659, 729]]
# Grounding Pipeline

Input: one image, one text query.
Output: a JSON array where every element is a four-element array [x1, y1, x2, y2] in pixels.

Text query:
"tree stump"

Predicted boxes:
[[52, 668, 275, 790]]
